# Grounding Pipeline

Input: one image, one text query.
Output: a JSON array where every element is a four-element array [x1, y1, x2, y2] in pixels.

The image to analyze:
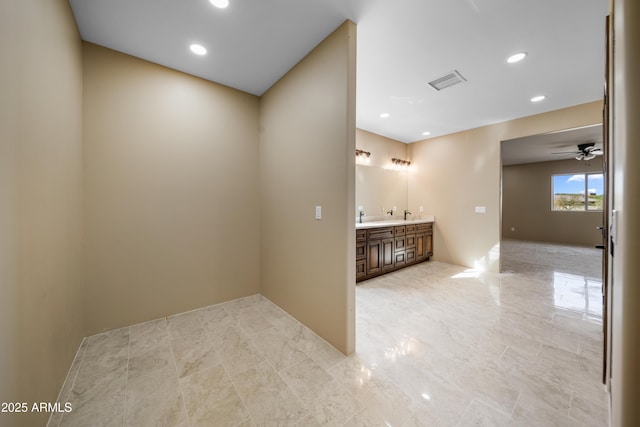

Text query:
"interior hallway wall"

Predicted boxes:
[[610, 0, 640, 425], [82, 43, 261, 334], [0, 0, 85, 425], [259, 21, 357, 354], [408, 101, 602, 272]]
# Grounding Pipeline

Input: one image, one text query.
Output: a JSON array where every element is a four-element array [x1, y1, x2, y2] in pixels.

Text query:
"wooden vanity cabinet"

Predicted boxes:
[[415, 222, 433, 261], [365, 227, 394, 276], [356, 229, 367, 280], [356, 222, 433, 282]]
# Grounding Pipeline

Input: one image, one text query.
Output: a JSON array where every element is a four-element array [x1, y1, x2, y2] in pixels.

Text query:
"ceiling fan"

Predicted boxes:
[[553, 142, 603, 161]]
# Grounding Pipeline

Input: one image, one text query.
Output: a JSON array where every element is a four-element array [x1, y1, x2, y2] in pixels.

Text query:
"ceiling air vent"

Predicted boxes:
[[428, 70, 467, 91]]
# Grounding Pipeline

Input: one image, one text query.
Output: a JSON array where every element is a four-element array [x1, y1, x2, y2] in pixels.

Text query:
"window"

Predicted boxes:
[[552, 173, 604, 211]]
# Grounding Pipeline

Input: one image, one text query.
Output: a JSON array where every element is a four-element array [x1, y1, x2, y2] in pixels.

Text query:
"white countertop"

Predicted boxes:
[[356, 215, 435, 229]]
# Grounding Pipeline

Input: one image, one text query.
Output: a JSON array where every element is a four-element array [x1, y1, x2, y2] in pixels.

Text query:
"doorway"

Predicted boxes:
[[500, 124, 609, 383]]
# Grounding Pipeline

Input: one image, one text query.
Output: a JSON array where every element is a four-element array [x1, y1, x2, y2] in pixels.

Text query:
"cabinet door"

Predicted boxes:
[[382, 238, 395, 270], [425, 233, 433, 257], [356, 259, 367, 280], [416, 232, 427, 261], [367, 240, 382, 275], [356, 242, 366, 260]]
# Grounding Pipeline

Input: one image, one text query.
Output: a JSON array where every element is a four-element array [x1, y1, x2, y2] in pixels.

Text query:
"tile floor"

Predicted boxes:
[[49, 239, 609, 426]]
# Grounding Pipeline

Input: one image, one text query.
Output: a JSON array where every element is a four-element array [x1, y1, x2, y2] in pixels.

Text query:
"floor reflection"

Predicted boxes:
[[355, 239, 608, 426], [553, 271, 603, 320]]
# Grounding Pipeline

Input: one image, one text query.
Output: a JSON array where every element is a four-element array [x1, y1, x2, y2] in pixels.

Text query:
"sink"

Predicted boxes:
[[356, 216, 435, 229]]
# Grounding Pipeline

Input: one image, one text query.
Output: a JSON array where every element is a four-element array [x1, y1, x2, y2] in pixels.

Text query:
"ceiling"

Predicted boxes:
[[69, 0, 608, 144], [502, 124, 603, 166]]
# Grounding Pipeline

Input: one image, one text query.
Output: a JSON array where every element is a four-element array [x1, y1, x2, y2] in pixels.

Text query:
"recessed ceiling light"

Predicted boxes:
[[507, 52, 527, 63], [209, 0, 229, 8], [379, 113, 390, 118], [531, 95, 546, 102], [190, 44, 207, 56], [421, 131, 431, 136]]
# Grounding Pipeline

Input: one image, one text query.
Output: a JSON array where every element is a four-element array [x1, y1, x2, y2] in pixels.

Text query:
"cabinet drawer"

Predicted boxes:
[[417, 222, 433, 233], [394, 251, 406, 266], [395, 236, 406, 251], [356, 242, 366, 260], [394, 225, 406, 235], [406, 234, 416, 248], [356, 259, 367, 279], [367, 227, 394, 240], [406, 224, 417, 233], [356, 229, 367, 242], [406, 247, 416, 263]]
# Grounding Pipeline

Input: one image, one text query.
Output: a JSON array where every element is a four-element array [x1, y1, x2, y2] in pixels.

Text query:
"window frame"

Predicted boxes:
[[551, 172, 604, 212]]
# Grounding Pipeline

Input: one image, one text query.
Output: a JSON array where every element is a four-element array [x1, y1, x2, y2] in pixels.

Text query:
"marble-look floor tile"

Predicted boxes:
[[569, 388, 610, 427], [52, 242, 608, 427], [170, 331, 220, 378], [280, 357, 361, 426], [127, 339, 173, 382], [167, 311, 204, 340], [212, 326, 265, 376], [252, 327, 307, 371], [232, 361, 308, 426], [61, 372, 126, 427], [457, 398, 512, 427], [180, 363, 249, 427], [124, 365, 187, 427]]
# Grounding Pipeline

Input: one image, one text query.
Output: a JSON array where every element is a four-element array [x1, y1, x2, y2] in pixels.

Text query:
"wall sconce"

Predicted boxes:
[[391, 158, 412, 170], [356, 149, 371, 164]]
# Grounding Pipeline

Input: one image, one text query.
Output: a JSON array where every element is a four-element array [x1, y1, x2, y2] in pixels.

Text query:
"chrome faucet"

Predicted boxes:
[[404, 209, 412, 220], [359, 211, 366, 224]]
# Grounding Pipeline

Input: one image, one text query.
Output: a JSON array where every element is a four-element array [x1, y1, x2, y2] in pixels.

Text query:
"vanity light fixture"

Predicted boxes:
[[507, 52, 527, 63], [391, 158, 411, 170], [189, 44, 207, 56], [355, 149, 371, 164], [209, 0, 229, 8], [531, 95, 546, 103]]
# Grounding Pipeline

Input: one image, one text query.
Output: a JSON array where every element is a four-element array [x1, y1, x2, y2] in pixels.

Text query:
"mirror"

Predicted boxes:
[[356, 164, 408, 221]]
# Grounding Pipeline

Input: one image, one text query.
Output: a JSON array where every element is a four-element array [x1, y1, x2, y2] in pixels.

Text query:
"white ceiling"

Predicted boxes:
[[502, 124, 603, 166], [69, 0, 608, 144]]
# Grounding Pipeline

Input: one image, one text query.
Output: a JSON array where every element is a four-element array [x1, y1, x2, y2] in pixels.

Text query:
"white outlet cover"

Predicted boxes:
[[315, 205, 322, 220], [475, 206, 487, 214]]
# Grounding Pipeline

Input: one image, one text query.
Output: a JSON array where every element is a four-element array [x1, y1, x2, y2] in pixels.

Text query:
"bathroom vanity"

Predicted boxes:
[[356, 217, 434, 282]]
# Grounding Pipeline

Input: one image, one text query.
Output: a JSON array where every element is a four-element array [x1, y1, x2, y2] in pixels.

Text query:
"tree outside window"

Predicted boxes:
[[552, 173, 604, 211]]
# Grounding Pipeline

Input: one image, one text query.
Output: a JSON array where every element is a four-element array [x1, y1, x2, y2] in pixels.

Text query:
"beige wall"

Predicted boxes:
[[611, 0, 640, 425], [356, 129, 407, 169], [355, 129, 409, 220], [408, 101, 602, 272], [0, 0, 84, 426], [259, 21, 356, 354], [83, 43, 261, 334], [502, 159, 604, 246]]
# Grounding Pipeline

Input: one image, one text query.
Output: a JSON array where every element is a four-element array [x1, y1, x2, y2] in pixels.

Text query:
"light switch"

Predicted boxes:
[[419, 206, 424, 213], [315, 205, 322, 220], [475, 206, 487, 214]]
